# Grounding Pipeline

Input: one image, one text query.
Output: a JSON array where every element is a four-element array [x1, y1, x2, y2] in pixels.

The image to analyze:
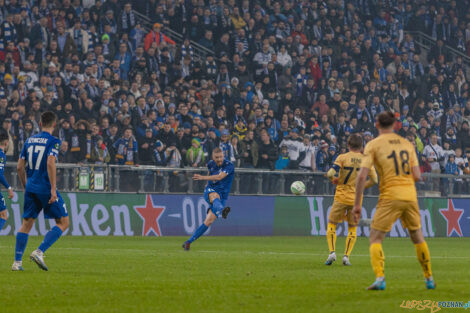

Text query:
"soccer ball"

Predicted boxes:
[[290, 181, 306, 195]]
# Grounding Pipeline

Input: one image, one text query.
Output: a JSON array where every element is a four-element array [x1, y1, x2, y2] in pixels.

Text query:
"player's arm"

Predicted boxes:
[[353, 145, 374, 222], [410, 148, 421, 182], [326, 164, 340, 184], [193, 172, 228, 181], [47, 155, 58, 204], [354, 167, 369, 205], [327, 156, 341, 184], [17, 158, 27, 190], [365, 166, 378, 188]]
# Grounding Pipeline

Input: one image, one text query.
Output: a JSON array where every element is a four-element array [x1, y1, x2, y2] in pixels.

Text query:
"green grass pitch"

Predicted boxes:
[[0, 236, 468, 313]]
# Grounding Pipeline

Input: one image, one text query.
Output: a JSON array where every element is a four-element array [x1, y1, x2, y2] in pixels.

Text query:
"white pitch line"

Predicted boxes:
[[198, 250, 469, 259], [26, 247, 469, 260]]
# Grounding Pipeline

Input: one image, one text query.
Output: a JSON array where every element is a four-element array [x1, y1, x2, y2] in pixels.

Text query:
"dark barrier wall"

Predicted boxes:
[[0, 192, 468, 237]]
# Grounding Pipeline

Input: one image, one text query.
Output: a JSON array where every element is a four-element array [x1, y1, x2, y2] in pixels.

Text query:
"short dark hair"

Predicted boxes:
[[377, 111, 395, 128], [347, 134, 363, 150], [40, 111, 57, 128]]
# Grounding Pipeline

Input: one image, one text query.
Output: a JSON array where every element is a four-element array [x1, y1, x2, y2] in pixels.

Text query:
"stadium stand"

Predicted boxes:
[[0, 0, 469, 185]]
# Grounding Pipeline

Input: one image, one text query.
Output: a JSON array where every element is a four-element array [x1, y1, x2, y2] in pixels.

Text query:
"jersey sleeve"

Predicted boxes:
[[48, 139, 61, 159], [222, 162, 235, 175], [332, 154, 342, 172], [362, 142, 375, 169], [0, 153, 9, 189]]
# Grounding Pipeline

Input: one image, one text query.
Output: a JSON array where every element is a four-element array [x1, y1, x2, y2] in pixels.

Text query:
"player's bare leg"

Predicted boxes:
[[12, 218, 35, 271], [409, 228, 435, 289], [325, 221, 337, 265], [183, 193, 219, 251], [367, 228, 386, 290], [31, 216, 69, 271]]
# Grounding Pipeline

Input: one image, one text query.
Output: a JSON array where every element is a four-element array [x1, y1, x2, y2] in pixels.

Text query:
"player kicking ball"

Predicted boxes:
[[353, 111, 435, 290], [12, 112, 69, 271], [0, 131, 14, 232], [325, 134, 377, 266], [182, 148, 234, 251]]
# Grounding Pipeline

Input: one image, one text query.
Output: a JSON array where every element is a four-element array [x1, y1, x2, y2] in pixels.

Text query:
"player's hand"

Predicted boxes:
[[352, 205, 362, 224], [49, 190, 58, 204], [8, 188, 13, 199], [332, 178, 339, 185], [193, 174, 202, 180]]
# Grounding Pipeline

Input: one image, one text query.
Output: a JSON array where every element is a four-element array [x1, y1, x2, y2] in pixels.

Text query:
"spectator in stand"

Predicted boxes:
[[114, 127, 138, 165], [299, 134, 315, 171], [279, 128, 303, 169], [137, 128, 156, 165], [58, 141, 73, 163], [89, 135, 111, 164], [186, 138, 205, 168], [154, 140, 166, 166], [144, 23, 175, 51], [275, 145, 290, 170]]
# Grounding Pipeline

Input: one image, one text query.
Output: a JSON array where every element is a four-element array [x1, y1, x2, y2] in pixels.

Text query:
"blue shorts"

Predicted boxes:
[[23, 191, 68, 219], [0, 194, 6, 212], [204, 187, 226, 218]]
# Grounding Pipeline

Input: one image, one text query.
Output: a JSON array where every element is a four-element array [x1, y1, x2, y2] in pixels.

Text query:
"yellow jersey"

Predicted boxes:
[[362, 133, 418, 202], [333, 151, 377, 205]]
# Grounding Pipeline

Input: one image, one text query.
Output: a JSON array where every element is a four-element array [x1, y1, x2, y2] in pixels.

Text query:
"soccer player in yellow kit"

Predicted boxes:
[[353, 112, 435, 290], [325, 134, 377, 266]]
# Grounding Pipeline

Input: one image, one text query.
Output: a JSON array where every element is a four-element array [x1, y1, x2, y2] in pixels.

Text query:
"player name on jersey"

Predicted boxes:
[[27, 138, 49, 144]]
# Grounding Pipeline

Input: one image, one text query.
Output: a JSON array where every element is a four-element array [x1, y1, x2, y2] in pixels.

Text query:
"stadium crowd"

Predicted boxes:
[[0, 0, 470, 187]]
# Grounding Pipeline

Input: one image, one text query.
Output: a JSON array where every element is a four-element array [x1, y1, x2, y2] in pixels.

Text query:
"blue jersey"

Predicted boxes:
[[206, 159, 235, 200], [20, 132, 61, 194], [0, 149, 10, 190]]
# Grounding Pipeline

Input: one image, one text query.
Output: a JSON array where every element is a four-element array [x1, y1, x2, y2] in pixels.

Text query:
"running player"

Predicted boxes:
[[353, 111, 435, 290], [182, 147, 233, 250], [12, 111, 69, 271], [325, 134, 377, 266], [0, 131, 14, 232]]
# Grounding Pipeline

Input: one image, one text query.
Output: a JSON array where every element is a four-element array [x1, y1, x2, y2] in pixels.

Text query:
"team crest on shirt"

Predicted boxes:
[[55, 143, 59, 149]]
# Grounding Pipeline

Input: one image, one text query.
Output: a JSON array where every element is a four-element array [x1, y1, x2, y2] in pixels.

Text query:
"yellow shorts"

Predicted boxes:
[[328, 202, 356, 226], [371, 199, 421, 233]]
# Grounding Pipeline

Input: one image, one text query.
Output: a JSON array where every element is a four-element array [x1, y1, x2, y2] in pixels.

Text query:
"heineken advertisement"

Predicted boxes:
[[0, 192, 469, 237]]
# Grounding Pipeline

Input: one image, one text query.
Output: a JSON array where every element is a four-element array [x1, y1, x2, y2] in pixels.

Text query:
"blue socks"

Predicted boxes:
[[15, 232, 29, 261], [187, 223, 208, 243], [186, 198, 224, 244], [0, 218, 5, 230], [38, 226, 63, 253], [14, 226, 63, 261]]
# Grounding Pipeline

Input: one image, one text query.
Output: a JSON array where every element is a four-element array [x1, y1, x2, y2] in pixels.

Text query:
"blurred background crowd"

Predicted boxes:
[[0, 0, 470, 188]]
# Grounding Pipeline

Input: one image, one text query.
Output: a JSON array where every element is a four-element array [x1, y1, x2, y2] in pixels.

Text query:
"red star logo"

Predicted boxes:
[[134, 194, 165, 236], [439, 199, 464, 237]]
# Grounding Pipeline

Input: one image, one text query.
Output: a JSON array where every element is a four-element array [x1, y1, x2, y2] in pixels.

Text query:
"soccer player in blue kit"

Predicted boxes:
[[12, 112, 69, 271], [182, 147, 234, 250], [0, 131, 14, 232]]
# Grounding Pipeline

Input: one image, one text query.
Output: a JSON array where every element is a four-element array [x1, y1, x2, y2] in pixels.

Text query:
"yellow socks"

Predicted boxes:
[[370, 243, 385, 277], [326, 223, 336, 253], [344, 226, 357, 257], [415, 242, 432, 279]]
